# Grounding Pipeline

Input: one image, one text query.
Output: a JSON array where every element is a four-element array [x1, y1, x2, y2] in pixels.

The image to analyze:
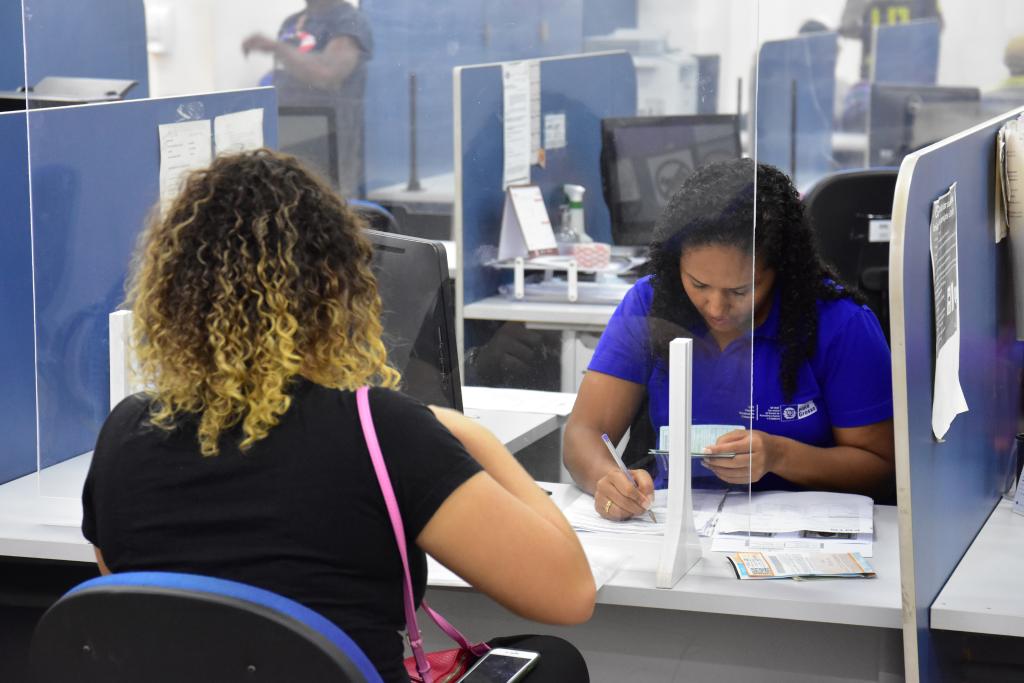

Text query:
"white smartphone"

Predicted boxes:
[[458, 647, 540, 683]]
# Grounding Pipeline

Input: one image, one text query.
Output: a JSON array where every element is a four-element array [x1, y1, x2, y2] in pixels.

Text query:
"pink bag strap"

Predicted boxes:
[[355, 387, 489, 682]]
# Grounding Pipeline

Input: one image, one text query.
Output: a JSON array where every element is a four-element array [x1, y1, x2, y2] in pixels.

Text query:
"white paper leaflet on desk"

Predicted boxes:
[[565, 487, 874, 557], [564, 488, 725, 536], [728, 551, 876, 580], [426, 547, 626, 591], [712, 490, 874, 557]]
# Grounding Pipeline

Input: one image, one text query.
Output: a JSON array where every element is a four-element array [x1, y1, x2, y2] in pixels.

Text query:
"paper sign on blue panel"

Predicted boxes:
[[502, 61, 532, 188], [214, 108, 264, 155], [159, 119, 212, 203], [929, 183, 968, 440]]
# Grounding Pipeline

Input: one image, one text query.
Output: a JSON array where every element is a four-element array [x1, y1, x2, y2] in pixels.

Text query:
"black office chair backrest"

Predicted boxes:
[[349, 199, 401, 234], [31, 572, 382, 683], [803, 169, 899, 342]]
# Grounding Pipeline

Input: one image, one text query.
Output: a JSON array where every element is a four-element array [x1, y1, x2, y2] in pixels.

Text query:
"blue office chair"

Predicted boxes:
[[803, 168, 899, 343], [349, 198, 401, 234], [30, 572, 383, 683]]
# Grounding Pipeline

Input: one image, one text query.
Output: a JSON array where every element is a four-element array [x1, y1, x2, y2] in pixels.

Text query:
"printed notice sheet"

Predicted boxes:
[[214, 108, 264, 155], [158, 119, 212, 203], [728, 551, 876, 580], [529, 60, 542, 165], [998, 115, 1024, 338], [544, 112, 567, 150], [502, 61, 532, 188], [929, 183, 969, 440]]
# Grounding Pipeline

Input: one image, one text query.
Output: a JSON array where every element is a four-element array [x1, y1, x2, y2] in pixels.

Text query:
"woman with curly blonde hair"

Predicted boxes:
[[82, 150, 593, 682]]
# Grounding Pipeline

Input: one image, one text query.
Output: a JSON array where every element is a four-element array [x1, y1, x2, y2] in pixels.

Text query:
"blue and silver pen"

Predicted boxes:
[[601, 433, 657, 523]]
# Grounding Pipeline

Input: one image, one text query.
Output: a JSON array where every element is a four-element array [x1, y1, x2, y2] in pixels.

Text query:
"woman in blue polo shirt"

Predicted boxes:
[[563, 159, 894, 521]]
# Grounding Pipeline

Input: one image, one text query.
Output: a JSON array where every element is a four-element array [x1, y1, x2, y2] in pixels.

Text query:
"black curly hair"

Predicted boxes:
[[647, 158, 862, 401]]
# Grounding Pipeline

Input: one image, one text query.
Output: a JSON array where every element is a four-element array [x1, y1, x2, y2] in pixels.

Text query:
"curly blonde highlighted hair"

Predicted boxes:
[[127, 149, 399, 455]]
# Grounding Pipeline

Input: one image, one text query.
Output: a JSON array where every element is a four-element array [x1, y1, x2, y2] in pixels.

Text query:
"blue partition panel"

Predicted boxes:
[[457, 51, 636, 307], [361, 0, 582, 192], [0, 112, 36, 483], [755, 33, 837, 192], [28, 88, 277, 471], [893, 111, 1024, 680], [0, 2, 25, 91], [23, 0, 149, 98], [873, 19, 940, 86]]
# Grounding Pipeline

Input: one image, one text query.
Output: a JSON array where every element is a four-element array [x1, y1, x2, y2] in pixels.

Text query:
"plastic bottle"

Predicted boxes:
[[563, 184, 591, 242]]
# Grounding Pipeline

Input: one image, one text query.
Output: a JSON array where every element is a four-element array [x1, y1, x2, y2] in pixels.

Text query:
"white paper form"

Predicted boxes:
[[502, 61, 532, 188], [712, 530, 874, 558], [426, 546, 627, 590], [461, 386, 576, 416], [929, 183, 969, 440], [158, 119, 212, 203], [564, 488, 727, 537], [214, 108, 264, 155], [714, 490, 874, 535], [999, 116, 1024, 237], [999, 117, 1024, 339]]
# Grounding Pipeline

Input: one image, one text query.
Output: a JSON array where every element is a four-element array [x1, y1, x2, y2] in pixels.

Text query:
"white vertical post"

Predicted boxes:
[[108, 310, 135, 411], [657, 337, 702, 588]]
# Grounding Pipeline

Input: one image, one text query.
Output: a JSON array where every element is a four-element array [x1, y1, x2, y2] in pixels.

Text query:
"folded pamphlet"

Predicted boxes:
[[727, 551, 876, 580]]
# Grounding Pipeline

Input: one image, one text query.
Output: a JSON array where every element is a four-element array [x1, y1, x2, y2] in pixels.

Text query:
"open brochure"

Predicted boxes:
[[728, 551, 876, 580]]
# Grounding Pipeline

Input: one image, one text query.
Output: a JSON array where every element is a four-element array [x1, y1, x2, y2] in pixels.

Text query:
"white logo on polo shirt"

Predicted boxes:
[[739, 400, 818, 422]]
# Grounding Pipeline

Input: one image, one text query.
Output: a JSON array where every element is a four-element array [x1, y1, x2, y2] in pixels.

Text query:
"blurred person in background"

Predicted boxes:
[[243, 0, 372, 197]]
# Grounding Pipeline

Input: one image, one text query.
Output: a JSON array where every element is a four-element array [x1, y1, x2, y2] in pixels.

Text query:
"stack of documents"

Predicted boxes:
[[728, 551, 876, 580], [563, 488, 726, 537], [711, 490, 874, 557]]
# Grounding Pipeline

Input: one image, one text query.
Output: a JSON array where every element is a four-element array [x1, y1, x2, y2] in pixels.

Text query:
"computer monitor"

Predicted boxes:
[[278, 106, 339, 190], [867, 84, 981, 167], [600, 114, 741, 246], [365, 230, 463, 411]]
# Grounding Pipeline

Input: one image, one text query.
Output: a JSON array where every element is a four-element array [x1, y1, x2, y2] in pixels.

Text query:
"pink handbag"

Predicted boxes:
[[355, 387, 491, 683]]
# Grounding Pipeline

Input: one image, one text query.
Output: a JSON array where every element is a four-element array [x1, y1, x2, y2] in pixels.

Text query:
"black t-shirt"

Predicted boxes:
[[82, 381, 481, 682]]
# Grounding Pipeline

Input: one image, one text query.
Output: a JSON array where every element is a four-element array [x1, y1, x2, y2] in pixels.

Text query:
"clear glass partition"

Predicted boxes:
[[748, 0, 1024, 564], [8, 1, 761, 554]]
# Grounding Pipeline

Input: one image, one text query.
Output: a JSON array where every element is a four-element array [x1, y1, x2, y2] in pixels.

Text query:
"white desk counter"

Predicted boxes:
[[931, 498, 1024, 637], [463, 296, 617, 331], [0, 407, 559, 564], [423, 483, 903, 683], [430, 483, 901, 630], [368, 172, 454, 208]]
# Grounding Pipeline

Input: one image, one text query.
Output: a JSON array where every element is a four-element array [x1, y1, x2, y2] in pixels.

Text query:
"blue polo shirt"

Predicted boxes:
[[588, 276, 893, 490]]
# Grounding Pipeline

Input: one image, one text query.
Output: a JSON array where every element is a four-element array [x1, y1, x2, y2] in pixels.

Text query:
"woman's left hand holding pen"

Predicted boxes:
[[593, 468, 655, 521]]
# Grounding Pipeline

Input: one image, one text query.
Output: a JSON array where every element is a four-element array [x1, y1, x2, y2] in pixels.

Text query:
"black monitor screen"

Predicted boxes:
[[278, 106, 339, 189], [601, 115, 741, 246], [868, 84, 981, 167], [365, 230, 462, 411]]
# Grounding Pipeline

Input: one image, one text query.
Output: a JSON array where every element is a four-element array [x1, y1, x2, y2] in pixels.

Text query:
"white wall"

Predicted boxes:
[[635, 0, 851, 115], [139, 1, 1020, 108], [938, 1, 1021, 92], [636, 0, 1023, 114], [143, 0, 304, 97]]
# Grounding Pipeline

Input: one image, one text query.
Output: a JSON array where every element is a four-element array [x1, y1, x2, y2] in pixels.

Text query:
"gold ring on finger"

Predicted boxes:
[[604, 499, 613, 514]]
